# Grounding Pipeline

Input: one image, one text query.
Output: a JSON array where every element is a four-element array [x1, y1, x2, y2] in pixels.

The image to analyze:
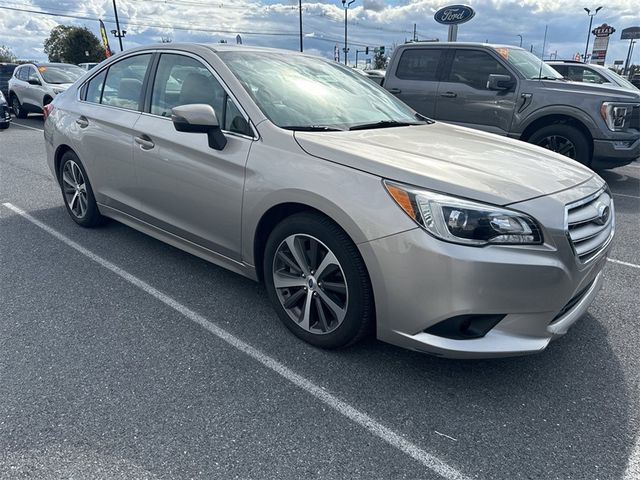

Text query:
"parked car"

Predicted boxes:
[[45, 44, 613, 358], [78, 62, 99, 70], [383, 42, 640, 169], [631, 74, 640, 89], [0, 90, 10, 129], [8, 62, 85, 118], [547, 60, 639, 91], [0, 62, 17, 98]]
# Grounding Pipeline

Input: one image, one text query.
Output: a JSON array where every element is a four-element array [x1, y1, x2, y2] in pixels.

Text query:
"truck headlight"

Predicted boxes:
[[384, 181, 543, 246], [600, 102, 635, 131]]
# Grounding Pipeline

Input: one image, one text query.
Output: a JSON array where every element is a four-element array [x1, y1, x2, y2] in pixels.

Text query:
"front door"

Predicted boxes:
[[435, 49, 517, 136], [132, 52, 253, 261]]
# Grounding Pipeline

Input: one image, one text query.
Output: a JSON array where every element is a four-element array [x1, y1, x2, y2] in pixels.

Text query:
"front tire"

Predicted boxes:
[[263, 213, 374, 349], [58, 151, 104, 227], [11, 94, 27, 119], [528, 124, 591, 166]]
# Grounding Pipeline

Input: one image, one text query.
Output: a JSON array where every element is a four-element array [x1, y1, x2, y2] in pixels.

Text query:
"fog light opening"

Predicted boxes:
[[424, 314, 506, 340]]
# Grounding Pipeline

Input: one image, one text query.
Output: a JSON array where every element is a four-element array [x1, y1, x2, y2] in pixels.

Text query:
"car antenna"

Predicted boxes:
[[538, 24, 548, 80]]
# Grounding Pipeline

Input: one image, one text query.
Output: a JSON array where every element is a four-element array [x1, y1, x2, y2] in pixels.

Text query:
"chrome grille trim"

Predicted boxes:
[[565, 187, 614, 264]]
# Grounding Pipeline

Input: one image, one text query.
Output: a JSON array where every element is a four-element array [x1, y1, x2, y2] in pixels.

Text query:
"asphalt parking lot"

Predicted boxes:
[[1, 115, 639, 480]]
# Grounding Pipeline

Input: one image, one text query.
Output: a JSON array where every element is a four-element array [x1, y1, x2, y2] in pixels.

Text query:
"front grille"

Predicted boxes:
[[631, 106, 640, 131], [566, 189, 614, 263]]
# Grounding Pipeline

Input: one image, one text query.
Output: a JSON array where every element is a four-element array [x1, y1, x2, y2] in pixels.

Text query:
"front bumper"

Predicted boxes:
[[358, 179, 611, 359], [0, 103, 10, 125], [592, 133, 640, 169]]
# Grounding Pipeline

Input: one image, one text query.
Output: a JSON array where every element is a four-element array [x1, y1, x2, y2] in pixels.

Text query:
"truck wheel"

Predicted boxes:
[[528, 124, 590, 166]]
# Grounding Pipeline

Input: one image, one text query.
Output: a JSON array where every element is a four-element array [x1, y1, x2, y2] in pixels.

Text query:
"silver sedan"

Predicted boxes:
[[44, 43, 614, 358]]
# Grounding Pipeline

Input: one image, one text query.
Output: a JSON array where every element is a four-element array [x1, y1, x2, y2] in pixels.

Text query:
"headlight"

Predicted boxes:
[[600, 102, 635, 131], [52, 87, 66, 95], [384, 181, 543, 246]]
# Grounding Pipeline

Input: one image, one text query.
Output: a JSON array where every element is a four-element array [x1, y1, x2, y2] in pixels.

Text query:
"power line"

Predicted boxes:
[[0, 3, 390, 48]]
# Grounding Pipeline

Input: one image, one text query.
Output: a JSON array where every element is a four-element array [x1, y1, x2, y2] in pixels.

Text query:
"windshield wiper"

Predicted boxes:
[[283, 125, 346, 132], [348, 120, 426, 131]]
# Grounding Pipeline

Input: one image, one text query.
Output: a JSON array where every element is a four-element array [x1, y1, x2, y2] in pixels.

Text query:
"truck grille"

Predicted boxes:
[[631, 106, 640, 130], [566, 189, 614, 263]]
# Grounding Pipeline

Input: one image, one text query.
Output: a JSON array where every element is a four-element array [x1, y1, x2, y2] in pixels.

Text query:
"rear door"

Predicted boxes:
[[131, 52, 254, 260], [384, 47, 445, 118], [73, 53, 154, 213], [434, 48, 517, 135]]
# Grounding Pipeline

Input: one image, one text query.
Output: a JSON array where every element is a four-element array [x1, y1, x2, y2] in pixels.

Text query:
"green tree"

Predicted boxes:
[[373, 50, 388, 70], [44, 25, 107, 64], [0, 45, 17, 62]]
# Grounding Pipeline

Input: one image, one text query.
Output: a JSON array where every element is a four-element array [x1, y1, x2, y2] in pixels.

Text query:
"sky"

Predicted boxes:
[[0, 0, 638, 67]]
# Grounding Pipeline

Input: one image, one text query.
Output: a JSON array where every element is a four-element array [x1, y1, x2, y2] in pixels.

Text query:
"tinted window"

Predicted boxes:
[[150, 54, 225, 117], [567, 66, 608, 84], [551, 65, 568, 76], [85, 69, 107, 104], [449, 50, 511, 90], [15, 66, 25, 80], [396, 49, 442, 81], [0, 64, 16, 80], [27, 67, 40, 83], [101, 54, 152, 111]]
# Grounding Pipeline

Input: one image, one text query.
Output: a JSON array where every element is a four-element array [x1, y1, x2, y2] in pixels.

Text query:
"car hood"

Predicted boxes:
[[294, 122, 594, 206], [51, 83, 73, 90], [530, 79, 640, 101]]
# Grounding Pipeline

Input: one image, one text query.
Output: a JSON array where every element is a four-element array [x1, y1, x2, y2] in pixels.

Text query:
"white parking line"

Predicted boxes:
[[608, 258, 640, 269], [11, 122, 44, 132], [1, 202, 471, 480], [612, 192, 640, 199]]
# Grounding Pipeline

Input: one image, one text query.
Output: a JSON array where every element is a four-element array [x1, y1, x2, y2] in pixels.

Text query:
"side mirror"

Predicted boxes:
[[487, 74, 514, 91], [171, 104, 227, 151], [28, 78, 41, 86]]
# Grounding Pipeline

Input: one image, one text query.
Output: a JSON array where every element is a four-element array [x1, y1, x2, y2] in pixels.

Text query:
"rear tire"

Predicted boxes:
[[263, 213, 374, 349], [58, 151, 105, 228], [11, 94, 27, 119], [528, 124, 591, 166]]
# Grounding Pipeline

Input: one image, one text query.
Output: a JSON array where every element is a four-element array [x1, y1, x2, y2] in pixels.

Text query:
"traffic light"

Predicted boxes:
[[365, 47, 369, 55], [379, 46, 385, 55]]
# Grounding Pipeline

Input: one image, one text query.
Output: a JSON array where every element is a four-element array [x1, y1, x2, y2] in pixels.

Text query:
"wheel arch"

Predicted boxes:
[[520, 112, 595, 145], [53, 144, 74, 184]]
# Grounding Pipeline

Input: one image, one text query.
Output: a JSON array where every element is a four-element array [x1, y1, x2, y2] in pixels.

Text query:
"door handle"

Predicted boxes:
[[440, 91, 457, 98], [75, 116, 89, 128], [387, 88, 402, 94], [134, 134, 155, 150]]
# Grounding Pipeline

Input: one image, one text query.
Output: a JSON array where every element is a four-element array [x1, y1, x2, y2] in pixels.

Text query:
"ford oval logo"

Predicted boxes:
[[434, 4, 476, 25]]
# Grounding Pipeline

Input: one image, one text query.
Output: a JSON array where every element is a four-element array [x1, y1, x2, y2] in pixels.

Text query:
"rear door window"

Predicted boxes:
[[448, 50, 511, 90], [395, 49, 443, 81], [85, 69, 107, 104], [101, 54, 152, 111]]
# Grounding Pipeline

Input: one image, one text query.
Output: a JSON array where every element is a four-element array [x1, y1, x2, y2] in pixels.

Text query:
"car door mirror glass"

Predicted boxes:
[[487, 74, 514, 91], [171, 103, 227, 150]]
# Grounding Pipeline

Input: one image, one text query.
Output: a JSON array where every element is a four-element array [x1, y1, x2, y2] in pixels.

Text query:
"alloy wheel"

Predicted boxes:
[[11, 97, 20, 117], [537, 135, 577, 159], [272, 234, 348, 335], [61, 160, 88, 219]]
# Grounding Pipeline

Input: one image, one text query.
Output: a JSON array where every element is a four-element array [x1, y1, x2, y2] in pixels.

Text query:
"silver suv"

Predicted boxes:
[[8, 63, 85, 118], [384, 43, 640, 169], [45, 44, 613, 358]]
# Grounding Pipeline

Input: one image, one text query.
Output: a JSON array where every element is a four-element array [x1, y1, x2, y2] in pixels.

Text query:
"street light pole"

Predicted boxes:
[[583, 6, 603, 63], [112, 0, 124, 51], [342, 0, 355, 66], [298, 0, 303, 52]]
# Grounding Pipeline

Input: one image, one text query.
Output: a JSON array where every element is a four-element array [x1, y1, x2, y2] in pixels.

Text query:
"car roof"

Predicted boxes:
[[396, 41, 524, 50]]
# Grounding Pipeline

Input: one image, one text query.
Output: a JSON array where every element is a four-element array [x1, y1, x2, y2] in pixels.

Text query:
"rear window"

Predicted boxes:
[[395, 49, 442, 81], [0, 64, 17, 78]]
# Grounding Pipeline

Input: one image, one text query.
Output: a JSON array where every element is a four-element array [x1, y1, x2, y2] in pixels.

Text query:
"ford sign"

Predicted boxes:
[[434, 5, 475, 25]]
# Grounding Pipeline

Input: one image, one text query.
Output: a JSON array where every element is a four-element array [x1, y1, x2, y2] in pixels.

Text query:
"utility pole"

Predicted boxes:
[[298, 0, 303, 52], [413, 23, 417, 42], [111, 0, 124, 51], [583, 6, 603, 63]]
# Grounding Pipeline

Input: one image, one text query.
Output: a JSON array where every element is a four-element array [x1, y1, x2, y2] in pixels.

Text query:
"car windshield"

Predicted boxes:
[[39, 65, 85, 84], [218, 51, 425, 130], [497, 48, 564, 80]]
